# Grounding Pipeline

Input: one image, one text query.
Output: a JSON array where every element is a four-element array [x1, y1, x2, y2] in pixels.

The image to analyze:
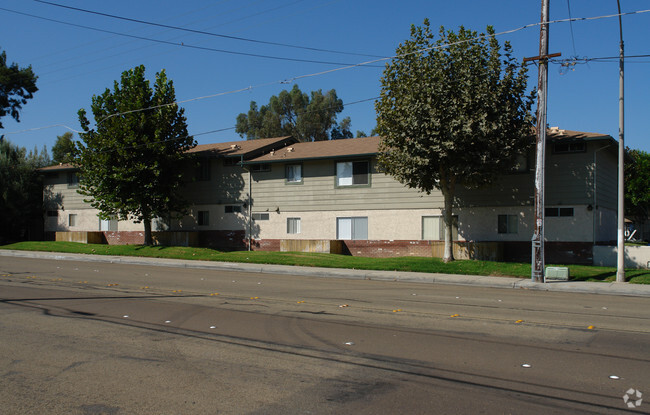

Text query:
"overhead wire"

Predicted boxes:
[[32, 0, 384, 58], [29, 0, 318, 82], [5, 8, 650, 137], [0, 7, 381, 67]]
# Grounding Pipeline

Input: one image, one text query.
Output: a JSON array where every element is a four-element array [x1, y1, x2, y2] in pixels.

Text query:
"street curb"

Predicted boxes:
[[2, 249, 649, 297]]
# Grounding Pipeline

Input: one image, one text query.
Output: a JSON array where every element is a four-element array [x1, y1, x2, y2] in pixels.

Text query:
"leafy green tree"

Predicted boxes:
[[625, 149, 650, 236], [52, 131, 76, 164], [236, 84, 346, 142], [356, 130, 367, 138], [376, 21, 534, 262], [0, 139, 48, 243], [0, 48, 38, 129], [76, 65, 195, 245], [331, 116, 353, 140]]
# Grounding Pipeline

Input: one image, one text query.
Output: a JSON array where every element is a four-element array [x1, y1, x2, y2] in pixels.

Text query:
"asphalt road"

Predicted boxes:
[[1, 256, 649, 414]]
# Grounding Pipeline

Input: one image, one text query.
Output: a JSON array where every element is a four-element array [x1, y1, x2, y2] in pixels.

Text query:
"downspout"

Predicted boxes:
[[593, 144, 612, 246]]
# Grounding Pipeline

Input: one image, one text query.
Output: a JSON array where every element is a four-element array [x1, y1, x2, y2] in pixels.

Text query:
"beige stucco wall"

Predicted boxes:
[[252, 209, 443, 240], [252, 205, 596, 242], [45, 208, 146, 232], [170, 204, 248, 231]]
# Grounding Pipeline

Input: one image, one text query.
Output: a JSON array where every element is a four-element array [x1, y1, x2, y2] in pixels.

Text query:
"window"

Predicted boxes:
[[287, 217, 301, 234], [252, 213, 270, 221], [285, 164, 302, 183], [196, 159, 211, 181], [498, 214, 518, 234], [198, 211, 209, 226], [99, 218, 118, 231], [68, 214, 77, 227], [336, 161, 369, 186], [223, 158, 238, 166], [67, 172, 79, 188], [251, 164, 271, 172], [553, 141, 585, 154], [47, 211, 58, 217], [336, 217, 368, 240], [225, 205, 242, 213], [545, 207, 574, 217], [422, 216, 458, 240]]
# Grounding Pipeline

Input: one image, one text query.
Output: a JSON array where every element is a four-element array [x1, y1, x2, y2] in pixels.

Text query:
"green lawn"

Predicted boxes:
[[2, 241, 649, 284]]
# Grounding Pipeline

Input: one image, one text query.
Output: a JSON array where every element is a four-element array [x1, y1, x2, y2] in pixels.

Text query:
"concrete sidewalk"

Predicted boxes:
[[2, 249, 649, 297]]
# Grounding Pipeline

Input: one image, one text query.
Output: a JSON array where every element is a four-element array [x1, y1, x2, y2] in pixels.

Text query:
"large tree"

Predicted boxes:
[[52, 131, 75, 164], [625, 148, 650, 236], [76, 65, 195, 245], [0, 139, 49, 243], [376, 20, 534, 262], [235, 84, 347, 142], [0, 48, 38, 129]]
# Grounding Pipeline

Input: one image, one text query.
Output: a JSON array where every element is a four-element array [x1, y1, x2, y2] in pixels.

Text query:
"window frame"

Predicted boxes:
[[335, 160, 370, 188], [545, 207, 574, 217], [196, 158, 211, 181], [285, 164, 303, 184], [223, 157, 239, 167], [553, 141, 586, 154], [251, 164, 271, 173], [225, 205, 242, 214], [336, 216, 368, 240], [497, 214, 519, 234], [68, 213, 77, 227], [287, 217, 301, 234], [252, 213, 270, 221], [421, 215, 459, 241], [197, 210, 210, 226], [67, 172, 79, 188]]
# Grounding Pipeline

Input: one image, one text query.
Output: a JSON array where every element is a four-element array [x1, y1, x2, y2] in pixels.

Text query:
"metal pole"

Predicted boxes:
[[532, 0, 549, 283], [616, 0, 626, 282]]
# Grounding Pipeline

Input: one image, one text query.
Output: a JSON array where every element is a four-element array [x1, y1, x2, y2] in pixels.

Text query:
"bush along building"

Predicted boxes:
[[40, 128, 618, 264]]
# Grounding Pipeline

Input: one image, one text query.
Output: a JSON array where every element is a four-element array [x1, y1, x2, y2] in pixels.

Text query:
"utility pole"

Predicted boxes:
[[616, 0, 625, 282], [531, 0, 550, 283]]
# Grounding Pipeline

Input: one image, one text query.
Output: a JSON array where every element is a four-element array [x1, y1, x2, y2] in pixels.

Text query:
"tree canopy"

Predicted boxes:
[[0, 139, 49, 243], [625, 148, 650, 231], [76, 65, 195, 245], [52, 131, 76, 164], [0, 48, 38, 129], [235, 85, 349, 142], [376, 20, 534, 262]]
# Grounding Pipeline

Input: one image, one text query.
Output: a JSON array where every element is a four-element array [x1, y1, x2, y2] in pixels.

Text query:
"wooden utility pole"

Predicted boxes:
[[531, 0, 550, 283]]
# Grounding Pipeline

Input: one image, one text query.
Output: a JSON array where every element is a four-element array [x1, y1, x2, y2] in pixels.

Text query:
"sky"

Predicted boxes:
[[1, 0, 649, 154]]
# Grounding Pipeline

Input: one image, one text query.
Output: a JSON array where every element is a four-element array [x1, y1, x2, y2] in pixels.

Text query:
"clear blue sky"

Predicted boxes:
[[1, 0, 648, 153]]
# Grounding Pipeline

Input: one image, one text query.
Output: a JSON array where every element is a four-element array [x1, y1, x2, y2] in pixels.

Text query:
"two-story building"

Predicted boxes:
[[40, 128, 619, 264]]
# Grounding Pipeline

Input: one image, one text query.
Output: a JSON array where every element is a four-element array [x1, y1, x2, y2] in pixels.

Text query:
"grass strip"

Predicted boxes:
[[1, 241, 648, 284]]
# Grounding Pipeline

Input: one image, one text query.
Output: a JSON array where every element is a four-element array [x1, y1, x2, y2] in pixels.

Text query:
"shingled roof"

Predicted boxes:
[[246, 136, 381, 164], [187, 136, 295, 157]]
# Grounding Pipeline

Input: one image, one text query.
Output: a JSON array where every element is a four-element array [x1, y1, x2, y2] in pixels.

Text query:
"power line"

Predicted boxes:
[[32, 0, 384, 59], [7, 8, 650, 135], [566, 0, 578, 57], [0, 7, 383, 67]]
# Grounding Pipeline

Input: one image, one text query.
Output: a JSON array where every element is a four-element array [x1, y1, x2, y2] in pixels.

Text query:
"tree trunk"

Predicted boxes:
[[143, 217, 153, 246], [440, 171, 456, 263]]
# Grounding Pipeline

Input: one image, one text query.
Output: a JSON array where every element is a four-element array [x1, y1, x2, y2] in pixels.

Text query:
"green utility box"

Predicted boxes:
[[545, 266, 569, 281]]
